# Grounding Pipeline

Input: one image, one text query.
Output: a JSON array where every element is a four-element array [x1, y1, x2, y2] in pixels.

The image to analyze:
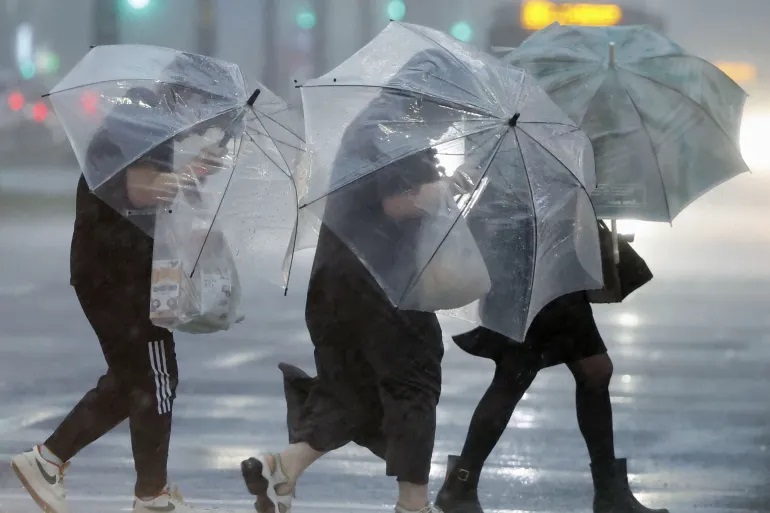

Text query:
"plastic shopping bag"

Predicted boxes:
[[150, 197, 243, 334]]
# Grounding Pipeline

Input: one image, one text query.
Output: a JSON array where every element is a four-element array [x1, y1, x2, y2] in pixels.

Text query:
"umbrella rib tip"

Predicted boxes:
[[508, 113, 521, 127]]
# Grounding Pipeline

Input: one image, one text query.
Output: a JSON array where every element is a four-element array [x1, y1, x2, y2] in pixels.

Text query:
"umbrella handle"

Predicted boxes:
[[611, 219, 620, 264]]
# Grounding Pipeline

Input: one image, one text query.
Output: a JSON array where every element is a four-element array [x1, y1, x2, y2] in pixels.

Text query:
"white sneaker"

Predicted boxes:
[[395, 505, 444, 513], [133, 486, 197, 513], [11, 446, 70, 513], [241, 454, 293, 513]]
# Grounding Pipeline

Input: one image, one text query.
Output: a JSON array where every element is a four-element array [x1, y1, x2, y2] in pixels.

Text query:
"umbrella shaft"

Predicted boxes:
[[611, 219, 619, 264]]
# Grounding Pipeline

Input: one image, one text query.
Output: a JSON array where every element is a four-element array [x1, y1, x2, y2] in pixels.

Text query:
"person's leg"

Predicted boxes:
[[44, 288, 133, 462], [70, 281, 178, 500], [128, 334, 178, 499], [436, 329, 540, 513], [12, 286, 134, 513], [564, 296, 668, 513], [242, 277, 376, 513], [567, 353, 616, 466], [363, 309, 444, 512]]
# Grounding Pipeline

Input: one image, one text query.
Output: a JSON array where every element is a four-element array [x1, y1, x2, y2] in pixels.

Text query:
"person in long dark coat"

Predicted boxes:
[[240, 49, 463, 513]]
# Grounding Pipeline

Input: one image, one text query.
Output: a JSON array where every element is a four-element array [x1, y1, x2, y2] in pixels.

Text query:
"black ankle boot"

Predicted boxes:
[[591, 458, 669, 513], [435, 455, 483, 513]]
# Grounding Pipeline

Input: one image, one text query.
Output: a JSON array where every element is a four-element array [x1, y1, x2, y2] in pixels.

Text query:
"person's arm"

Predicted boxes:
[[125, 144, 228, 208], [382, 181, 445, 219]]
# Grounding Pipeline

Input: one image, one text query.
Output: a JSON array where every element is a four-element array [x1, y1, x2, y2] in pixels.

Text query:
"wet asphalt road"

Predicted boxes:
[[0, 171, 769, 512]]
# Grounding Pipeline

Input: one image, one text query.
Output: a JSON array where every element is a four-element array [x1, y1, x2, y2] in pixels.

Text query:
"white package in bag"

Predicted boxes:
[[150, 193, 243, 334]]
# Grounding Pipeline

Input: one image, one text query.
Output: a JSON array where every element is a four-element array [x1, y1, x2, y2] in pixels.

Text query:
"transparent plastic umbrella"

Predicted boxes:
[[47, 44, 303, 289], [505, 22, 750, 223], [298, 21, 603, 340]]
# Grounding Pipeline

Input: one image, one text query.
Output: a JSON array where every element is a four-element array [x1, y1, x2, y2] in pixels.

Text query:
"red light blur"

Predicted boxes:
[[32, 102, 49, 123], [80, 90, 99, 115], [8, 91, 24, 112]]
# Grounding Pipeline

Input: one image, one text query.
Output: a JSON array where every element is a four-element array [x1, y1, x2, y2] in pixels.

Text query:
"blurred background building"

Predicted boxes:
[[1, 0, 769, 168]]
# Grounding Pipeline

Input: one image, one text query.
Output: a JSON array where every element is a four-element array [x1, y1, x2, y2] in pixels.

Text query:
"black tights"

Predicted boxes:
[[459, 349, 615, 471]]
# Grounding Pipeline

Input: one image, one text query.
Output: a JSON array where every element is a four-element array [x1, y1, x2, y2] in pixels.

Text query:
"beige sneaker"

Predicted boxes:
[[395, 505, 444, 513], [133, 486, 198, 513], [11, 446, 70, 513]]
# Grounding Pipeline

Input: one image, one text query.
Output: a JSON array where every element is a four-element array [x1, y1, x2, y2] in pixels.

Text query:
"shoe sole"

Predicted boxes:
[[241, 458, 276, 513], [11, 459, 61, 513]]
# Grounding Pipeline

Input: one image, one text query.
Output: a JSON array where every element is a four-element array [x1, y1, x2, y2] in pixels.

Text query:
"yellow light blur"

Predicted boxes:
[[521, 0, 623, 30], [714, 61, 758, 84]]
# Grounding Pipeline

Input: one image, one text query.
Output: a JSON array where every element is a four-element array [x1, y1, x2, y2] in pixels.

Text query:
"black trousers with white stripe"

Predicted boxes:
[[46, 281, 178, 498]]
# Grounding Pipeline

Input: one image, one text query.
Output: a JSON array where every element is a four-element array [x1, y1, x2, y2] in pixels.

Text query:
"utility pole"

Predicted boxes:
[[93, 0, 119, 46], [196, 0, 217, 56], [360, 0, 374, 48], [262, 0, 278, 92]]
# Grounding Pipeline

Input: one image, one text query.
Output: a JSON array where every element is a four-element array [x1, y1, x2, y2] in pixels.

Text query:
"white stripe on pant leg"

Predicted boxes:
[[149, 341, 167, 415], [154, 341, 171, 414], [158, 340, 172, 413]]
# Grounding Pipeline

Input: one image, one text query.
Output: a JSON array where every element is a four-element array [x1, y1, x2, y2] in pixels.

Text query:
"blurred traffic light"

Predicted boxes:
[[450, 21, 474, 42], [125, 0, 151, 10], [387, 0, 407, 21], [32, 102, 49, 123], [7, 91, 25, 112], [296, 4, 317, 30], [36, 50, 60, 75], [19, 60, 36, 80], [80, 90, 100, 115]]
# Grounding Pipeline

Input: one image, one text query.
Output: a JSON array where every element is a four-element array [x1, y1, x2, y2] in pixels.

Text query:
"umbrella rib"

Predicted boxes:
[[257, 109, 306, 142], [630, 54, 745, 88], [516, 126, 597, 202], [396, 128, 509, 307], [511, 129, 538, 331], [243, 125, 295, 182], [302, 83, 497, 119], [47, 78, 237, 101], [243, 124, 302, 294], [189, 132, 248, 278], [617, 67, 743, 147], [299, 123, 503, 209], [617, 85, 671, 221], [521, 121, 580, 129], [535, 67, 602, 98], [245, 126, 305, 152], [422, 71, 488, 106]]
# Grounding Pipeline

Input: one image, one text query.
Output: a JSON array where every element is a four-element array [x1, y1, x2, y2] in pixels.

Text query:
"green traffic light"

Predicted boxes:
[[450, 21, 474, 42], [387, 0, 406, 21], [19, 60, 36, 80], [296, 8, 317, 30], [126, 0, 151, 9]]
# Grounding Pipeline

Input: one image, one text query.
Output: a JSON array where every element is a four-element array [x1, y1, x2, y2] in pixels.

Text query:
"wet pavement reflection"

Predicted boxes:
[[0, 170, 769, 512]]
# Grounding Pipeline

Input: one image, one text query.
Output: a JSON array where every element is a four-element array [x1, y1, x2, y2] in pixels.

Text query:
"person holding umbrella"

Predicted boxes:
[[435, 21, 750, 513], [240, 101, 449, 513], [10, 51, 238, 513]]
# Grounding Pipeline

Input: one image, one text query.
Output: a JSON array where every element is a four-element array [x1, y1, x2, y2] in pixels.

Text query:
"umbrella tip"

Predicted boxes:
[[246, 88, 261, 106], [508, 113, 521, 127]]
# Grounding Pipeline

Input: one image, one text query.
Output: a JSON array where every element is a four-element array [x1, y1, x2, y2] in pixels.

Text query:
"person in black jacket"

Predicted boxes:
[[11, 84, 228, 513]]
